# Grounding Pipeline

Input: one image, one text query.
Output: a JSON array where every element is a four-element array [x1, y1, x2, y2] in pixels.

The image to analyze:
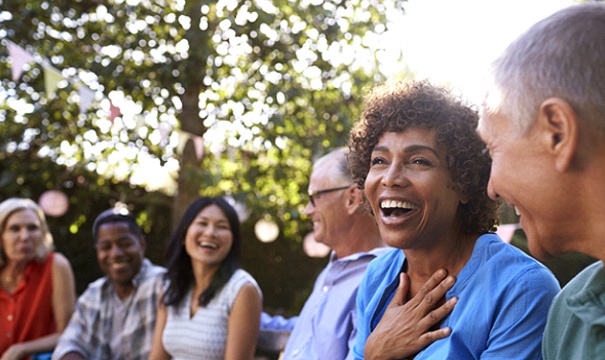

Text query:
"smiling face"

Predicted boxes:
[[184, 204, 233, 270], [477, 102, 564, 259], [304, 160, 351, 248], [95, 222, 146, 293], [1, 209, 43, 265], [364, 130, 465, 250]]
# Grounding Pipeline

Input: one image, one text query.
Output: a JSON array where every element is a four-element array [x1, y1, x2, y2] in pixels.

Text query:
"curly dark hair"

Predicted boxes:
[[348, 80, 499, 235]]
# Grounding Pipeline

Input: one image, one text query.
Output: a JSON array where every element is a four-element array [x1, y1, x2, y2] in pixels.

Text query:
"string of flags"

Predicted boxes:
[[4, 40, 204, 160]]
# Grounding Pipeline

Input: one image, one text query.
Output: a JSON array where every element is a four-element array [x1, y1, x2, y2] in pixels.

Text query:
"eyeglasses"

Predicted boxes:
[[308, 185, 352, 207]]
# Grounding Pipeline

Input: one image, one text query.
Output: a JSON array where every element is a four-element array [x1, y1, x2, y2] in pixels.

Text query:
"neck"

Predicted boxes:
[[114, 282, 135, 300], [404, 233, 477, 297], [1, 261, 28, 293], [333, 218, 384, 259], [2, 259, 28, 277], [191, 261, 219, 293]]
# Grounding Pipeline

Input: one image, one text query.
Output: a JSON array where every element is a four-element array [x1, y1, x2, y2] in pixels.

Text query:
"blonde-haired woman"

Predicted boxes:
[[0, 198, 76, 360]]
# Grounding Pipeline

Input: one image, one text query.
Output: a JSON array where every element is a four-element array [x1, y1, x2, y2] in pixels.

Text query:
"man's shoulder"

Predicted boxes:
[[142, 261, 166, 277], [560, 260, 603, 295], [137, 260, 166, 283]]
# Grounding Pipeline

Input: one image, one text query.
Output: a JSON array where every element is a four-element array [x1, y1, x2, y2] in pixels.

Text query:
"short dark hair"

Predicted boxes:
[[162, 197, 241, 308], [348, 80, 499, 234], [92, 208, 143, 242]]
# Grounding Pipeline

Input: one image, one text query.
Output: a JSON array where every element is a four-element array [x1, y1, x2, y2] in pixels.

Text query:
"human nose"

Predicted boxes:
[[109, 243, 124, 257], [304, 200, 314, 216], [486, 177, 501, 200], [203, 224, 217, 236], [380, 162, 407, 188], [18, 228, 33, 240]]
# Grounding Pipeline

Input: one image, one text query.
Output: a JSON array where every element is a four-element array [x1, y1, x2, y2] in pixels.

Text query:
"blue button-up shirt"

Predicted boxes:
[[272, 247, 389, 360], [354, 234, 560, 360]]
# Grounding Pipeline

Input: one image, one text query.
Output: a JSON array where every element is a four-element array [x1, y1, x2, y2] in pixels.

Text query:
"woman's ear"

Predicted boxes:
[[451, 182, 469, 204]]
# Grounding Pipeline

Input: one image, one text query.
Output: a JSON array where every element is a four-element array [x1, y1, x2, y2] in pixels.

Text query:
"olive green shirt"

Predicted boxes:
[[542, 261, 605, 360]]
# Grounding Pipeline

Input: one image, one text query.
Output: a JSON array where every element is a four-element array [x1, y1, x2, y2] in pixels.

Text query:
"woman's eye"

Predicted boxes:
[[370, 157, 386, 166], [411, 158, 432, 166]]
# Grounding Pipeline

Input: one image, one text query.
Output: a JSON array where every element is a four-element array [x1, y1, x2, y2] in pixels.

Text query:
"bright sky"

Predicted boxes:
[[382, 0, 576, 105]]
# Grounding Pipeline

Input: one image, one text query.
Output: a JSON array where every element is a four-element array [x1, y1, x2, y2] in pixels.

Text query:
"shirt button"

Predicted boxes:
[[322, 285, 329, 292], [7, 315, 13, 321]]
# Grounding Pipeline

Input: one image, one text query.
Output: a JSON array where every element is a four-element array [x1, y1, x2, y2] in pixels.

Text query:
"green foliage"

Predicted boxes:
[[0, 0, 407, 310]]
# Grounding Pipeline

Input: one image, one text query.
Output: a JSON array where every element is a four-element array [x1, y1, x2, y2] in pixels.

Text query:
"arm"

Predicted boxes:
[[260, 312, 297, 331], [148, 303, 170, 360], [0, 253, 77, 360], [51, 284, 99, 360], [364, 270, 457, 360], [224, 283, 262, 360]]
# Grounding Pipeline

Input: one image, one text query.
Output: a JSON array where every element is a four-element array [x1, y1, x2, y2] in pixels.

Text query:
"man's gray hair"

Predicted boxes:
[[488, 3, 605, 135], [314, 147, 352, 185]]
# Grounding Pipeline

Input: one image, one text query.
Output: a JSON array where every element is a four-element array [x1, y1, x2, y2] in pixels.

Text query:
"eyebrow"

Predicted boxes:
[[372, 144, 441, 159], [197, 216, 229, 225]]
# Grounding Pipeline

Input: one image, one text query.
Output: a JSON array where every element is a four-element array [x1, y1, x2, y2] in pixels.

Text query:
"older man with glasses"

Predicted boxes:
[[261, 146, 387, 360]]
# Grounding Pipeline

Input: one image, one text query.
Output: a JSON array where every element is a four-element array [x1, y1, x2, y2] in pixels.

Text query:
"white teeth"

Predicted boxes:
[[380, 200, 417, 210], [199, 242, 218, 249], [514, 206, 521, 216]]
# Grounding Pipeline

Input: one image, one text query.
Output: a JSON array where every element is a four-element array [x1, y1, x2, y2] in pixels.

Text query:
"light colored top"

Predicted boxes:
[[354, 234, 560, 360], [52, 259, 165, 360], [280, 247, 390, 360], [542, 260, 605, 360], [108, 289, 132, 359], [162, 269, 262, 360], [0, 253, 55, 355]]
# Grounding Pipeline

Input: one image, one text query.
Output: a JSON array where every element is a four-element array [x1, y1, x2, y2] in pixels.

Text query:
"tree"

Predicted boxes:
[[0, 0, 406, 310]]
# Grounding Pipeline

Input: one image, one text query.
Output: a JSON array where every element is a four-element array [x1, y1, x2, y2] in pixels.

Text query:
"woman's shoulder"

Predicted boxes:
[[225, 269, 262, 300], [230, 269, 260, 288], [51, 252, 71, 268], [474, 234, 559, 290], [367, 248, 403, 274]]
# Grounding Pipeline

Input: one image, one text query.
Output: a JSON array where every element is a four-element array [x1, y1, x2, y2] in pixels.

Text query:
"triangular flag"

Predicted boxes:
[[43, 66, 64, 98], [176, 130, 190, 155], [7, 41, 34, 81], [109, 102, 120, 124], [78, 85, 95, 114], [496, 223, 520, 244], [193, 135, 204, 160], [134, 114, 145, 129], [158, 123, 170, 144]]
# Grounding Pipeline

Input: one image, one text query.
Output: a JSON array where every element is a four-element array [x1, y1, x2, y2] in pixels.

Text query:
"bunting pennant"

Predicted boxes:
[[43, 65, 64, 98], [78, 85, 95, 114], [158, 123, 171, 144], [193, 135, 204, 160], [109, 102, 121, 123], [176, 129, 190, 155], [7, 41, 34, 81], [496, 223, 520, 244]]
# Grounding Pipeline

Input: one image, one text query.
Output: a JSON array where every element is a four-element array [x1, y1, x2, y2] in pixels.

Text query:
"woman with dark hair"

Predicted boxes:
[[150, 197, 262, 360], [348, 80, 560, 359]]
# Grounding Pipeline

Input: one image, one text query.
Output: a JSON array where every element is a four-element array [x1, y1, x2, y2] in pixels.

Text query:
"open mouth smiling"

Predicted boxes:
[[198, 241, 218, 249], [380, 199, 419, 217]]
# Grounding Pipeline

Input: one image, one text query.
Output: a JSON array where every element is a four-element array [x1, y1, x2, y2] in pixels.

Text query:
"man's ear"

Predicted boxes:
[[538, 98, 578, 172], [139, 236, 147, 252], [346, 186, 363, 215]]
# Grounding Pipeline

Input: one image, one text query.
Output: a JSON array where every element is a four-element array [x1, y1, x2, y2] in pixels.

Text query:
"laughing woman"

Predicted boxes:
[[149, 197, 262, 360], [348, 80, 560, 359]]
